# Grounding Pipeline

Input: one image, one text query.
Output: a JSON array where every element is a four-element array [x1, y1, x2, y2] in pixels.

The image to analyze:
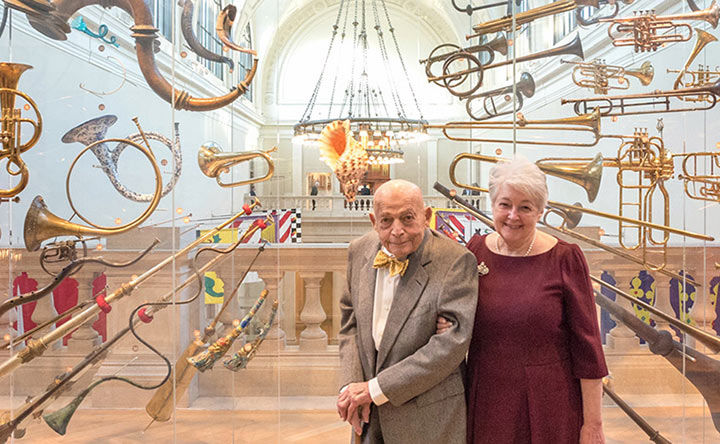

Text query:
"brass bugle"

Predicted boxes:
[[561, 59, 654, 94], [468, 0, 583, 38], [449, 151, 603, 202], [601, 1, 719, 52], [463, 72, 536, 121], [420, 33, 508, 86], [433, 181, 702, 286], [561, 78, 720, 117], [430, 32, 584, 97], [425, 107, 603, 147], [198, 144, 277, 187], [670, 27, 718, 94], [452, 0, 521, 16]]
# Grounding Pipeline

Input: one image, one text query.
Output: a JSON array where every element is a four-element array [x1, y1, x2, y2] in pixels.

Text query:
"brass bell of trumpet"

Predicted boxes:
[[198, 143, 277, 188], [449, 151, 603, 202], [463, 72, 536, 121], [562, 59, 654, 94]]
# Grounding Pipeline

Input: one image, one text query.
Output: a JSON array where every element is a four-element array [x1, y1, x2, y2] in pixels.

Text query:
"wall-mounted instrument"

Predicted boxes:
[[462, 72, 536, 121], [198, 143, 277, 188], [561, 59, 654, 94]]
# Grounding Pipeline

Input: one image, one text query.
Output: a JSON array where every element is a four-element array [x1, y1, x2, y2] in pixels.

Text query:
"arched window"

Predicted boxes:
[[197, 0, 225, 80], [150, 0, 173, 41], [237, 23, 254, 101]]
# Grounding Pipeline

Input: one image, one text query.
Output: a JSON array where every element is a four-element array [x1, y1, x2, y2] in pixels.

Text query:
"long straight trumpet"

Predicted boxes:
[[0, 199, 260, 381], [450, 151, 603, 202], [561, 79, 720, 117], [468, 0, 583, 38], [425, 107, 604, 147]]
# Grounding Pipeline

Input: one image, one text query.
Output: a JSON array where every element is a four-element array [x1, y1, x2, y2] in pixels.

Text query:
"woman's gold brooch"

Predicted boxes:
[[477, 262, 489, 276]]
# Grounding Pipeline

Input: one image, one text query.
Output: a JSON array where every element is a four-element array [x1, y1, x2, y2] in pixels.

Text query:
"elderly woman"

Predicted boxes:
[[440, 157, 608, 444]]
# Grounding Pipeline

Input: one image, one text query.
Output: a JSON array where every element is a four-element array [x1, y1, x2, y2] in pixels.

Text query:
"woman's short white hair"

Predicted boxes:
[[488, 156, 548, 210]]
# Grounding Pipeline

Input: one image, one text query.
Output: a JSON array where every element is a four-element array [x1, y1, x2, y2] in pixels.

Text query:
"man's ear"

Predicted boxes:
[[424, 206, 432, 226], [369, 212, 376, 227]]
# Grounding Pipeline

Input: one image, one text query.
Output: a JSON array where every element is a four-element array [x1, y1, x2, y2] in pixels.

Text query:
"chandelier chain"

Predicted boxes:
[[372, 0, 405, 118]]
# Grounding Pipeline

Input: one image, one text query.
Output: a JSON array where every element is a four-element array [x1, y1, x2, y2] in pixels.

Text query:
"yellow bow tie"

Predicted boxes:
[[373, 250, 409, 277]]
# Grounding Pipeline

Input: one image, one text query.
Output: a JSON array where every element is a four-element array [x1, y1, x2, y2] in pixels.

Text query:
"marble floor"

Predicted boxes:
[[6, 403, 720, 443]]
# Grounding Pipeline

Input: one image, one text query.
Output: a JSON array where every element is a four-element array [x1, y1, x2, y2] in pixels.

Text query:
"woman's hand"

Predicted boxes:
[[579, 422, 605, 444], [436, 316, 453, 334]]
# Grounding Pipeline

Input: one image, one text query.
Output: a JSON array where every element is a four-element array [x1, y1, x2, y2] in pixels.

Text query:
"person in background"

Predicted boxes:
[[337, 179, 478, 443], [310, 180, 319, 210], [438, 157, 608, 444]]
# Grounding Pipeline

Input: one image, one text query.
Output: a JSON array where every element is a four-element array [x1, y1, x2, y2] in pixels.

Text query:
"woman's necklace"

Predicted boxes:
[[496, 231, 537, 257]]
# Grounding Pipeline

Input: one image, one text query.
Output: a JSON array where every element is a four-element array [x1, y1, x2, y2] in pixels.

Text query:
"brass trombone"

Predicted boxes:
[[600, 1, 720, 52], [449, 151, 603, 202], [468, 0, 590, 38], [420, 33, 508, 88], [462, 72, 536, 121], [425, 108, 605, 147], [0, 62, 42, 198], [428, 33, 584, 97], [198, 144, 277, 187], [23, 118, 162, 252], [667, 28, 718, 102], [561, 59, 654, 94], [561, 79, 720, 116]]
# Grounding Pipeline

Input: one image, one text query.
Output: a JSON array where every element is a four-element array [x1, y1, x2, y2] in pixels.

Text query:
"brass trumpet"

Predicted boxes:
[[468, 0, 589, 38], [561, 79, 720, 116], [421, 33, 508, 88], [428, 33, 584, 97], [601, 1, 720, 52], [425, 108, 604, 147], [198, 144, 277, 188], [449, 151, 603, 202], [668, 28, 718, 102], [462, 72, 536, 121], [0, 62, 42, 198], [561, 59, 654, 94]]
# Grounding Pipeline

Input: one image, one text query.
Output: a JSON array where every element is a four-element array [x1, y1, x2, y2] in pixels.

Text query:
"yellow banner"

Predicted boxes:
[[198, 229, 237, 244], [204, 271, 224, 304]]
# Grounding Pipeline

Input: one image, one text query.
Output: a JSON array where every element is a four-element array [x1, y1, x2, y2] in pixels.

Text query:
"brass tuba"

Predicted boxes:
[[561, 59, 654, 94], [0, 62, 42, 198], [198, 143, 277, 188], [449, 151, 603, 202]]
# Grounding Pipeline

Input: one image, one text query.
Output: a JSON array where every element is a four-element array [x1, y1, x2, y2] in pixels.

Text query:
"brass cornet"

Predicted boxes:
[[198, 144, 277, 187], [462, 72, 536, 121], [601, 1, 719, 52], [0, 62, 42, 198], [449, 151, 603, 202], [561, 59, 654, 94]]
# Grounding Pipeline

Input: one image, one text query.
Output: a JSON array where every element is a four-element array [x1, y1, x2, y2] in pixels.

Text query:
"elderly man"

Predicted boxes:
[[337, 179, 478, 443]]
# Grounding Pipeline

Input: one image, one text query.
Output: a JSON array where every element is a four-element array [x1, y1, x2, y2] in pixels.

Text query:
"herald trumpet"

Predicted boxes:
[[425, 108, 604, 147], [198, 144, 277, 187], [677, 151, 720, 202], [561, 59, 654, 95], [600, 1, 720, 52], [428, 33, 584, 97], [561, 79, 720, 116], [449, 151, 603, 202], [421, 33, 508, 88], [463, 72, 536, 121], [0, 62, 42, 198], [468, 0, 589, 38]]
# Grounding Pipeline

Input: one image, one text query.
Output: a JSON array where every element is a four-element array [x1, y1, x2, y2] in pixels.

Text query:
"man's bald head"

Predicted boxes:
[[370, 180, 431, 259]]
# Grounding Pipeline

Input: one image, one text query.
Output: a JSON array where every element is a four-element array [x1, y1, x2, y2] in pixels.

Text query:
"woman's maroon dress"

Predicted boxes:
[[465, 234, 608, 444]]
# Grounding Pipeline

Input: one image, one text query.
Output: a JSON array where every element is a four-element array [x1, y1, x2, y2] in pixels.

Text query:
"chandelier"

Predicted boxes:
[[292, 0, 428, 165]]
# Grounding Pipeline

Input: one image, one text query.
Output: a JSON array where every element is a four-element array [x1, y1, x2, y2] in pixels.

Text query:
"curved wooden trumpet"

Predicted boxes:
[[215, 4, 256, 55], [462, 72, 536, 121], [600, 1, 719, 52], [198, 144, 277, 187], [561, 58, 654, 95], [5, 0, 257, 111], [449, 151, 603, 202], [0, 62, 42, 198], [561, 78, 720, 116], [179, 0, 233, 71], [223, 300, 278, 371]]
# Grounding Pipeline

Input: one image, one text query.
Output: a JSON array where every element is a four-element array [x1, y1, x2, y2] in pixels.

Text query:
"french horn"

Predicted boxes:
[[561, 59, 654, 94], [600, 1, 719, 52], [0, 62, 42, 198], [62, 115, 182, 202], [5, 0, 257, 111], [198, 143, 277, 188]]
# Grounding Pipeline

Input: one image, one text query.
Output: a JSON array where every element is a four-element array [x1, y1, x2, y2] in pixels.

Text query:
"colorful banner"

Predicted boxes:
[[204, 271, 225, 304], [430, 208, 490, 244], [197, 209, 301, 244]]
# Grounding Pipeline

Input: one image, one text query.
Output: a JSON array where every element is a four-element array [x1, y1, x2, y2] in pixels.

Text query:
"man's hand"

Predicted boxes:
[[336, 382, 372, 426], [436, 315, 453, 334]]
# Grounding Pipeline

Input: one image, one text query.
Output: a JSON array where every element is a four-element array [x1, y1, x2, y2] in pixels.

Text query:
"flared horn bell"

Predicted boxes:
[[198, 143, 277, 188], [625, 61, 655, 86], [24, 196, 101, 252], [537, 152, 604, 202], [42, 386, 93, 435]]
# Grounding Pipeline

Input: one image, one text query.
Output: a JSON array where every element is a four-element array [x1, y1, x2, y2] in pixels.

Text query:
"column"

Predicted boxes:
[[605, 270, 641, 351], [257, 270, 286, 350], [652, 275, 679, 340], [298, 271, 327, 351]]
